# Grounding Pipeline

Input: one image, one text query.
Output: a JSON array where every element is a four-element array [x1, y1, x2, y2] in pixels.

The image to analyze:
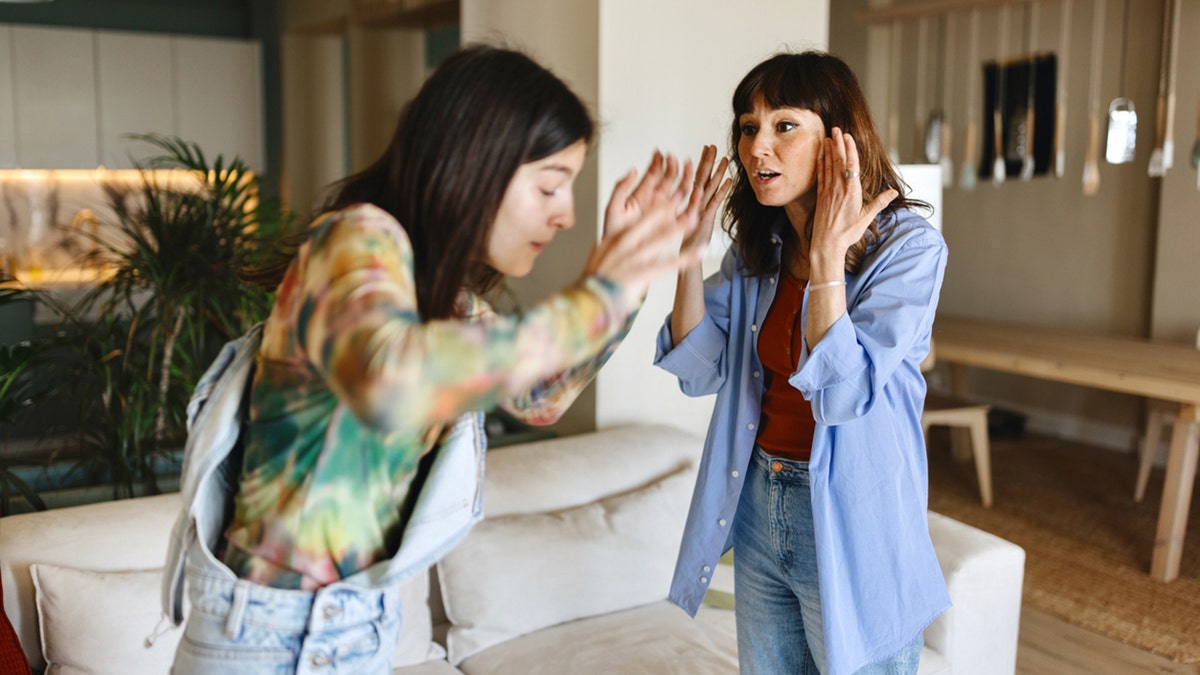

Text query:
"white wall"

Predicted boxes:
[[465, 0, 829, 436]]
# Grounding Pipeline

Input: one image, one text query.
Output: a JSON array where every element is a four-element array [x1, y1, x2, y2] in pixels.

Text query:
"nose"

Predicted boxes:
[[749, 133, 772, 158], [554, 195, 576, 230]]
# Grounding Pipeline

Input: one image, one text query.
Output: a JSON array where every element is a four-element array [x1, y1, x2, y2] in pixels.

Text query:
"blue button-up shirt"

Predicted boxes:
[[654, 208, 951, 675]]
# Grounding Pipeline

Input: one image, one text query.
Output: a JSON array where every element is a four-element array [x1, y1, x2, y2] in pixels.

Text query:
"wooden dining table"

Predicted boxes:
[[931, 314, 1200, 582]]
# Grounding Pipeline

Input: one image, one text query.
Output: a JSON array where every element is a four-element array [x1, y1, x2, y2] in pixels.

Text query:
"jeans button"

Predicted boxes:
[[771, 461, 783, 473]]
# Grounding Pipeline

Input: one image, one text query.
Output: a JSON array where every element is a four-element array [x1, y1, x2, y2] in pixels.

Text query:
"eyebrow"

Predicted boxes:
[[539, 164, 575, 176]]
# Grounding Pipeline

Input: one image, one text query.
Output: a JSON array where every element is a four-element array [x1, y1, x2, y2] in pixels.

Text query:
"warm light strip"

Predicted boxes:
[[0, 168, 188, 182]]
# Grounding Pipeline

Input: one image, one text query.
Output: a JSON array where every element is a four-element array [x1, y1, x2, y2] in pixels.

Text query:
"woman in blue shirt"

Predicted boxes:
[[656, 51, 950, 675]]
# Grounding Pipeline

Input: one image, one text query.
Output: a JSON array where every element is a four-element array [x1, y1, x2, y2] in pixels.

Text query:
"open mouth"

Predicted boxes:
[[755, 170, 780, 180]]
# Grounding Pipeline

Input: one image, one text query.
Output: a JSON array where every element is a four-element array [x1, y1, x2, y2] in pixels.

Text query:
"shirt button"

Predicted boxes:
[[701, 576, 709, 584], [769, 277, 776, 284], [311, 654, 331, 667], [703, 565, 712, 573], [753, 371, 760, 378], [746, 423, 755, 430], [323, 606, 342, 619], [718, 518, 727, 527], [750, 324, 758, 332], [731, 470, 739, 478]]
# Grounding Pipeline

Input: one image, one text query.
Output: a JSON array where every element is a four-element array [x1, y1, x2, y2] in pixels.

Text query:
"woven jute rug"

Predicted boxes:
[[927, 431, 1200, 664]]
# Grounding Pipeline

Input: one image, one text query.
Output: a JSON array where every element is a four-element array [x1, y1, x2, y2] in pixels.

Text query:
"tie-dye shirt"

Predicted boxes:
[[221, 203, 634, 589]]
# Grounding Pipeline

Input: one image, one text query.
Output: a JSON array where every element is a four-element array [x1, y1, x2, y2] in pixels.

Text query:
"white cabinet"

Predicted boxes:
[[0, 26, 16, 170], [1, 25, 263, 171], [11, 25, 99, 169], [175, 37, 264, 172], [96, 31, 175, 169]]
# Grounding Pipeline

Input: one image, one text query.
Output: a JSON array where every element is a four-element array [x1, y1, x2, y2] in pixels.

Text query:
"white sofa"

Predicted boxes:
[[0, 424, 1025, 674]]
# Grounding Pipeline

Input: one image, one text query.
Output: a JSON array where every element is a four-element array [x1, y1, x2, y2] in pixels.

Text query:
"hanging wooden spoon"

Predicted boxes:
[[1020, 2, 1039, 180], [1149, 0, 1172, 175], [940, 13, 956, 186], [1163, 0, 1181, 172], [887, 19, 902, 165], [1082, 0, 1105, 195], [960, 8, 981, 190], [1055, 0, 1072, 177], [992, 5, 1009, 185], [1191, 94, 1200, 190]]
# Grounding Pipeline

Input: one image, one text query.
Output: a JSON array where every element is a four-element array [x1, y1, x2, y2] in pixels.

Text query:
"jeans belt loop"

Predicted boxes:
[[224, 579, 251, 638]]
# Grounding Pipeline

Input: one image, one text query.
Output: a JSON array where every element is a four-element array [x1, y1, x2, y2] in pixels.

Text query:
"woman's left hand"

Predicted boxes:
[[813, 127, 897, 256]]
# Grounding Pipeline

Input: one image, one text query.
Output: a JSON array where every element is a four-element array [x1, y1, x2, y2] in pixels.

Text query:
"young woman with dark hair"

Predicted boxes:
[[656, 50, 950, 674], [168, 44, 703, 673]]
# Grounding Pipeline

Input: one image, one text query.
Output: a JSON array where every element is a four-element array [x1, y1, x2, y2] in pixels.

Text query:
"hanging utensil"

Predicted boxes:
[[1019, 3, 1039, 180], [961, 8, 981, 190], [1163, 0, 1181, 172], [1150, 0, 1181, 176], [887, 19, 902, 165], [1148, 0, 1172, 175], [923, 16, 944, 165], [1190, 94, 1200, 190], [916, 17, 930, 163], [1192, 94, 1200, 171], [1082, 0, 1105, 195], [1055, 0, 1072, 177], [1105, 0, 1136, 164], [992, 5, 1009, 185], [940, 13, 957, 186]]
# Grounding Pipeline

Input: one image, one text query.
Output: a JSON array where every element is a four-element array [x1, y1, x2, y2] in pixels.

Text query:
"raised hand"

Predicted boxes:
[[813, 127, 897, 256], [680, 144, 733, 259], [586, 151, 705, 307]]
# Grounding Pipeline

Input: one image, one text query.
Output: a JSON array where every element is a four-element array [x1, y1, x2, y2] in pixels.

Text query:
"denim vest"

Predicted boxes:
[[162, 324, 486, 625]]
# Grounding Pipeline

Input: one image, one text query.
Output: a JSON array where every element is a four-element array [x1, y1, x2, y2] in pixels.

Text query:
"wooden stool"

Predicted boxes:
[[923, 392, 994, 508]]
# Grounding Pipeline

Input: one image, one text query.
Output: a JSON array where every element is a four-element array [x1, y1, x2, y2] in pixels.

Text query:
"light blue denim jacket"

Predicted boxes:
[[654, 208, 952, 675], [162, 323, 485, 625]]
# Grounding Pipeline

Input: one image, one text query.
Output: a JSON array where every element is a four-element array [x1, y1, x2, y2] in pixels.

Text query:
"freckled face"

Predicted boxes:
[[486, 139, 588, 277], [737, 95, 825, 210]]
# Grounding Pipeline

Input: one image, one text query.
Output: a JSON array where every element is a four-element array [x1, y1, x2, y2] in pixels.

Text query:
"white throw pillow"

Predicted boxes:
[[30, 563, 442, 674], [436, 465, 694, 665], [31, 564, 179, 675]]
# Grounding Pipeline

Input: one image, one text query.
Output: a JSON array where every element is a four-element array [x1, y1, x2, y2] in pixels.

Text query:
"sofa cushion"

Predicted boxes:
[[391, 568, 447, 667], [31, 564, 179, 675], [437, 463, 694, 665], [457, 601, 737, 675]]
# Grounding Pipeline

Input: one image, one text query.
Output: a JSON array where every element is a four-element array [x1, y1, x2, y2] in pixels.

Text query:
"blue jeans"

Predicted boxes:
[[732, 446, 922, 675], [172, 551, 404, 674]]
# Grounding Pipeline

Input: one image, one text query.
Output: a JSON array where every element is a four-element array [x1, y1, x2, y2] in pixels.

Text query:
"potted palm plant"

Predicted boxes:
[[53, 134, 293, 500]]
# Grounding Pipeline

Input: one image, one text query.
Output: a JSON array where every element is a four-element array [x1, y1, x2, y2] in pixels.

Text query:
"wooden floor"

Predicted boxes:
[[1018, 607, 1200, 674]]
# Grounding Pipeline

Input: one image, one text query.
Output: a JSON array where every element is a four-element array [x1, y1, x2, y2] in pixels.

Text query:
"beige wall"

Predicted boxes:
[[832, 0, 1196, 451], [279, 0, 429, 214]]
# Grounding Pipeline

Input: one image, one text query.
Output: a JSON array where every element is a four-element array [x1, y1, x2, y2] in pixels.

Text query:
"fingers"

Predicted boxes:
[[627, 151, 666, 210], [607, 167, 639, 216], [864, 188, 899, 222]]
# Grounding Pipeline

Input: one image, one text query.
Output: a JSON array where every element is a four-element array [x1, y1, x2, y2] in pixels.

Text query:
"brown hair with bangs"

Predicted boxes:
[[724, 50, 926, 278]]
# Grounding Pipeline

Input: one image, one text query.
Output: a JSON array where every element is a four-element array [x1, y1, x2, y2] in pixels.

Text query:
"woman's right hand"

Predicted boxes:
[[584, 151, 704, 307], [680, 145, 733, 264]]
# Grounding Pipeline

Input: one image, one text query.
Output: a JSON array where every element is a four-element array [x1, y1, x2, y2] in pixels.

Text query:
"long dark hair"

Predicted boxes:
[[725, 50, 925, 278], [318, 44, 594, 320]]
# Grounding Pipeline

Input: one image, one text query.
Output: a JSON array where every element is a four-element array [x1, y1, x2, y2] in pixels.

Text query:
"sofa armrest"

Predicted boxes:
[[925, 511, 1025, 675]]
